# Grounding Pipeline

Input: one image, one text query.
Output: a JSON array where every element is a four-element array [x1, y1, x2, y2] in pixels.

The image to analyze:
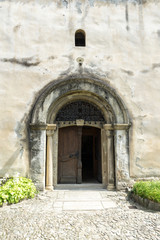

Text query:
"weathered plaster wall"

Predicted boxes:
[[0, 0, 160, 178]]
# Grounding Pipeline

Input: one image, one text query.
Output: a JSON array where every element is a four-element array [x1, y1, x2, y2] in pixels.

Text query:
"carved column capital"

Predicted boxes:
[[46, 124, 57, 131], [46, 124, 57, 137], [46, 130, 55, 137], [105, 130, 113, 138]]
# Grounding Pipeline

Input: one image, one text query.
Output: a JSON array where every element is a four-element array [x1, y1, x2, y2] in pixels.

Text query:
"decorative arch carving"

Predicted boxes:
[[31, 78, 130, 125]]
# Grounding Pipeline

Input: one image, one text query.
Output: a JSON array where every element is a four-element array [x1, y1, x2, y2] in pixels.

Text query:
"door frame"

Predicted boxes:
[[45, 122, 129, 190], [29, 77, 131, 191], [57, 126, 102, 184]]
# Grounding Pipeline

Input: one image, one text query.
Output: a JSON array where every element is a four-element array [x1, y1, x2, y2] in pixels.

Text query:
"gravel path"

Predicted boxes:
[[0, 190, 160, 240]]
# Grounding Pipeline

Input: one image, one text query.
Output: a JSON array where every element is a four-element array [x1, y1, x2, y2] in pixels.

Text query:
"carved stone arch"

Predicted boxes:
[[29, 77, 131, 191], [47, 91, 115, 124], [31, 78, 130, 124]]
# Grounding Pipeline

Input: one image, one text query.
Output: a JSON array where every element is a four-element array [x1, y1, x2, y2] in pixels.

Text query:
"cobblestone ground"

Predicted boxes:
[[0, 190, 160, 240]]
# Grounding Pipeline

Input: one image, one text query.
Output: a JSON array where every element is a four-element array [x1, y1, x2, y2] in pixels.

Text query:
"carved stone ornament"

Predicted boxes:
[[76, 119, 84, 126]]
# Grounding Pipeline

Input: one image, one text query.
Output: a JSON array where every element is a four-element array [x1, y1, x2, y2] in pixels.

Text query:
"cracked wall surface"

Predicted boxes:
[[0, 0, 160, 179]]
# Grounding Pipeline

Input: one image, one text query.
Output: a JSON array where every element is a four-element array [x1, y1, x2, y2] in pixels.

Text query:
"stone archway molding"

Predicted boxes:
[[31, 78, 130, 124], [29, 77, 131, 190]]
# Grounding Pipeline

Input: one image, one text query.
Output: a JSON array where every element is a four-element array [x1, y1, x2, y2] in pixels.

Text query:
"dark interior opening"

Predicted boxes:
[[58, 125, 102, 184], [82, 127, 102, 183], [82, 135, 93, 181], [75, 31, 85, 46]]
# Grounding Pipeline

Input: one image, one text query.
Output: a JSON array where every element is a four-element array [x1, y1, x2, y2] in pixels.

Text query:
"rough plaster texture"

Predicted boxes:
[[114, 129, 130, 189], [0, 0, 160, 181], [30, 129, 46, 190]]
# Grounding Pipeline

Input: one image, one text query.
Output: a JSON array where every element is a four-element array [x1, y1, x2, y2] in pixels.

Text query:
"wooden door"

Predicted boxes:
[[58, 126, 82, 183]]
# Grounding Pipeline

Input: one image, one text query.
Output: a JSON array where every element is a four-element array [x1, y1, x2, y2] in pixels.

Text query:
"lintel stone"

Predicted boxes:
[[103, 123, 131, 130]]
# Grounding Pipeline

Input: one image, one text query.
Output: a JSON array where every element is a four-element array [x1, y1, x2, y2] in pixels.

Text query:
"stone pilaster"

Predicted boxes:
[[103, 123, 131, 190], [46, 124, 57, 190], [45, 130, 54, 190], [114, 129, 130, 190], [106, 130, 115, 190], [30, 125, 47, 191]]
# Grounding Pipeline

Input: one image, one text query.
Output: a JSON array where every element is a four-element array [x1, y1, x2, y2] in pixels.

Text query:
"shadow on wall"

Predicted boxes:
[[0, 148, 23, 177]]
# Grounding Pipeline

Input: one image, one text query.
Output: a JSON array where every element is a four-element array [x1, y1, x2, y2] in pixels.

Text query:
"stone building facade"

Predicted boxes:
[[0, 0, 160, 190]]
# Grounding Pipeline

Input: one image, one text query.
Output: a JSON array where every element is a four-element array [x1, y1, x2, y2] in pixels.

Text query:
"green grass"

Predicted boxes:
[[132, 181, 160, 203], [0, 177, 38, 206]]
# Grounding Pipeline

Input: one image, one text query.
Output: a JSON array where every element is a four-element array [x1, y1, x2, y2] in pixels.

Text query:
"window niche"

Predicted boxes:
[[75, 30, 86, 47]]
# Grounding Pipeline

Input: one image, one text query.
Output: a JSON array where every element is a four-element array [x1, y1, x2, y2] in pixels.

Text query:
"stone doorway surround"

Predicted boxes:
[[29, 77, 131, 191]]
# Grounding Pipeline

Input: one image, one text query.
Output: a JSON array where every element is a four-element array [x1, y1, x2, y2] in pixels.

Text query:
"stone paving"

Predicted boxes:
[[0, 185, 160, 240]]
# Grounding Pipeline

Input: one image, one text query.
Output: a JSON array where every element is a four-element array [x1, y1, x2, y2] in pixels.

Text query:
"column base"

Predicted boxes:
[[107, 184, 115, 191], [45, 185, 54, 191]]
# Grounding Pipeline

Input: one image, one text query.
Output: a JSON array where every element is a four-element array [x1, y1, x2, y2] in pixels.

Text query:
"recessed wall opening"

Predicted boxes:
[[30, 78, 130, 191], [58, 126, 102, 184], [82, 127, 102, 183], [82, 135, 93, 181], [75, 29, 86, 47]]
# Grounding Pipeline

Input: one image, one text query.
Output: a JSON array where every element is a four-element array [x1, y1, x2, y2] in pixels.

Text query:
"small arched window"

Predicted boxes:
[[75, 30, 86, 47]]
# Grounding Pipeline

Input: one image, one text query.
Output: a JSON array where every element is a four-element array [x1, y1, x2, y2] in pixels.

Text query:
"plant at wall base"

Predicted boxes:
[[132, 181, 160, 203], [0, 178, 8, 187], [0, 177, 38, 206]]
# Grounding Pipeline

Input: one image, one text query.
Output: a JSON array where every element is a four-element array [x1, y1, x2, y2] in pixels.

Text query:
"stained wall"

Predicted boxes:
[[0, 0, 160, 180]]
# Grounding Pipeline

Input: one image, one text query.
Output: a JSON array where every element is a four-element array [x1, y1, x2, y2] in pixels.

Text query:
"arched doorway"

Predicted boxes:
[[56, 100, 104, 184], [29, 77, 131, 191]]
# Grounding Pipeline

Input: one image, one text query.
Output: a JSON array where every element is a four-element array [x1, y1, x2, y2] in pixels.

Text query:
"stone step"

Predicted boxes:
[[54, 183, 105, 191]]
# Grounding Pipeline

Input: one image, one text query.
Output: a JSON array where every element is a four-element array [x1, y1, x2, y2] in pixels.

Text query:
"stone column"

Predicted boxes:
[[46, 130, 54, 190], [106, 129, 115, 190], [103, 125, 115, 190], [46, 124, 57, 190], [52, 129, 58, 187]]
